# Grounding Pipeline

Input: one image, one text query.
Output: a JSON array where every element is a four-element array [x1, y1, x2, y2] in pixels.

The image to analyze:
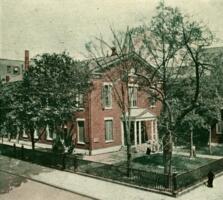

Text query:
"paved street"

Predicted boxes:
[[0, 171, 93, 200], [0, 155, 222, 200]]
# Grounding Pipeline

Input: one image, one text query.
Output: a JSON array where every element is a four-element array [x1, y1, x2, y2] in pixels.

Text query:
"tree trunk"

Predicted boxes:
[[163, 132, 173, 188], [190, 126, 194, 158], [16, 126, 20, 144], [209, 126, 212, 154], [123, 117, 132, 177], [30, 128, 35, 151]]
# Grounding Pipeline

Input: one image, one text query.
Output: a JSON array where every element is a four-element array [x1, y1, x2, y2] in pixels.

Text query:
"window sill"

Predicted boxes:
[[105, 140, 114, 143], [77, 142, 86, 145], [129, 106, 138, 109], [77, 108, 85, 111], [103, 107, 112, 110]]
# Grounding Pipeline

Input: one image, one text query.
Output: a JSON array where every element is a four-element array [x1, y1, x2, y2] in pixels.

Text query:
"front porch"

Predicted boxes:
[[121, 108, 159, 149]]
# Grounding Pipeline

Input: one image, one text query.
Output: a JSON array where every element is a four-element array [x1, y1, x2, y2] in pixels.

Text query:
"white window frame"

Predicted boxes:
[[34, 128, 38, 139], [76, 93, 84, 110], [23, 127, 28, 138], [102, 83, 113, 109], [46, 124, 53, 141], [104, 117, 114, 143], [77, 119, 85, 144], [216, 122, 223, 134], [128, 84, 138, 108]]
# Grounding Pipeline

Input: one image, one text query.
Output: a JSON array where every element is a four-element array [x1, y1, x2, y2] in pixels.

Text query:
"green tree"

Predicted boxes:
[[1, 52, 90, 151], [132, 1, 214, 184]]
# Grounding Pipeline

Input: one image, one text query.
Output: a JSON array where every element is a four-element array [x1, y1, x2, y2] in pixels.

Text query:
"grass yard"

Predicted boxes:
[[118, 153, 215, 173]]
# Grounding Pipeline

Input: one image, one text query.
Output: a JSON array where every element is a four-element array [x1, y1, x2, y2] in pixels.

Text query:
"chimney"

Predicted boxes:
[[111, 47, 117, 56], [24, 50, 29, 70]]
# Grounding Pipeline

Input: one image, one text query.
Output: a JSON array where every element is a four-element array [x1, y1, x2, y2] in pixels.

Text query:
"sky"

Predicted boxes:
[[1, 0, 223, 60]]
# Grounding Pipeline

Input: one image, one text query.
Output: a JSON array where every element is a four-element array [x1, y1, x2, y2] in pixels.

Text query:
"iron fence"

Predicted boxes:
[[1, 143, 223, 195]]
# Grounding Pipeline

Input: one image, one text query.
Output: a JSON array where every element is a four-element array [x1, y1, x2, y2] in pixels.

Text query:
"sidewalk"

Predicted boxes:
[[1, 138, 52, 150], [173, 151, 223, 160], [0, 155, 222, 200]]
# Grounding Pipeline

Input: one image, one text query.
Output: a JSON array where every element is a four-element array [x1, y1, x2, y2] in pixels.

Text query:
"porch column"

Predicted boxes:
[[139, 121, 142, 145], [154, 119, 158, 141], [134, 121, 137, 146], [151, 120, 154, 141], [121, 122, 124, 146]]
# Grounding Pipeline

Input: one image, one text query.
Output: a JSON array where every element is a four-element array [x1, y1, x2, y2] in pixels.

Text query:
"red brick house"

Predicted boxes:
[[1, 51, 161, 154], [69, 52, 162, 155]]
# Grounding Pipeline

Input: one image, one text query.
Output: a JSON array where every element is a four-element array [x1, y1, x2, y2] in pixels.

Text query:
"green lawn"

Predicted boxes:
[[119, 153, 214, 173]]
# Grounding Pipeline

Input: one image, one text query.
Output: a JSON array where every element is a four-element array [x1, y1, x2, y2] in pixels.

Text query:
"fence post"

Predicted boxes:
[[172, 172, 178, 196], [13, 143, 16, 158], [62, 153, 66, 170], [21, 145, 24, 160], [73, 156, 78, 172]]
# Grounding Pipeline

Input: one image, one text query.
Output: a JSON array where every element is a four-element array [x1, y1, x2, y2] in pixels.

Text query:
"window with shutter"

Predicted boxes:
[[76, 93, 84, 109], [128, 85, 138, 107], [101, 83, 112, 109], [105, 119, 113, 142], [77, 120, 85, 144]]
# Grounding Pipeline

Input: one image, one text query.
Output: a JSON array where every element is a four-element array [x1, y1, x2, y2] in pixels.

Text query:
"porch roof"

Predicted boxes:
[[124, 108, 156, 121]]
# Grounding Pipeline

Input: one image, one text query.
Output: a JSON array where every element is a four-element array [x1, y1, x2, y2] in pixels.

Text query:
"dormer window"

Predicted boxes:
[[129, 68, 136, 77]]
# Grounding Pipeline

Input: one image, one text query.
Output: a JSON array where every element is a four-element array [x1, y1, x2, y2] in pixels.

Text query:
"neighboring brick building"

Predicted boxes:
[[204, 46, 223, 144], [0, 50, 30, 83]]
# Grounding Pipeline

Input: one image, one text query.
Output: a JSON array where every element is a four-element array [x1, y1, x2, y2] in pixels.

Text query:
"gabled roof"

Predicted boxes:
[[86, 51, 156, 74], [124, 108, 156, 120]]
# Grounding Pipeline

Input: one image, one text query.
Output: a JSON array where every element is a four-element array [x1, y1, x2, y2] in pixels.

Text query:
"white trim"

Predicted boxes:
[[23, 129, 28, 138], [73, 148, 89, 155], [128, 83, 139, 87], [77, 142, 86, 145], [34, 128, 38, 139], [121, 121, 124, 146], [151, 120, 154, 140], [76, 118, 85, 121], [103, 82, 113, 86], [139, 121, 142, 145], [77, 119, 86, 144], [90, 145, 122, 155], [105, 140, 114, 143], [46, 125, 53, 141], [104, 117, 113, 120], [134, 121, 137, 146]]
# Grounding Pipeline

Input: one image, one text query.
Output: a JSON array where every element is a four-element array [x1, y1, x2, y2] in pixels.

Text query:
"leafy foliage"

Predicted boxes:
[[0, 52, 90, 150]]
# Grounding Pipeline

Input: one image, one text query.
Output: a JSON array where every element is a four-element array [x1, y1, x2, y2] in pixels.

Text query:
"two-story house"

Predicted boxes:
[[69, 52, 162, 155]]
